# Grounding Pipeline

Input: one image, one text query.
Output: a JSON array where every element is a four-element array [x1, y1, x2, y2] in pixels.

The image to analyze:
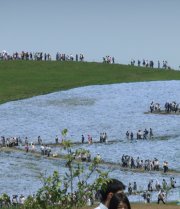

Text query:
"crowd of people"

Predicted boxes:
[[142, 177, 177, 204], [0, 50, 85, 62], [0, 194, 25, 208], [0, 134, 172, 174], [149, 101, 180, 113], [0, 135, 44, 148], [81, 133, 109, 144], [0, 136, 19, 147], [0, 134, 171, 174], [121, 154, 169, 173], [1, 49, 177, 71], [102, 56, 115, 64], [147, 178, 176, 192], [127, 177, 177, 204], [0, 179, 130, 209], [72, 149, 92, 162], [127, 177, 176, 195], [56, 52, 84, 62], [0, 176, 177, 208], [130, 59, 171, 69], [126, 128, 153, 140], [0, 50, 52, 61], [94, 177, 177, 208], [99, 132, 108, 143], [0, 135, 52, 157], [40, 144, 51, 157]]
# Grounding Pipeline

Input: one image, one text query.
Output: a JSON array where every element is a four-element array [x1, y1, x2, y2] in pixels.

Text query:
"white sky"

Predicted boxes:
[[1, 0, 180, 69]]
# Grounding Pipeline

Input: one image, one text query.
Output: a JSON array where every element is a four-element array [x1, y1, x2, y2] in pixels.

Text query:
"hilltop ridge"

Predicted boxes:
[[0, 60, 180, 104]]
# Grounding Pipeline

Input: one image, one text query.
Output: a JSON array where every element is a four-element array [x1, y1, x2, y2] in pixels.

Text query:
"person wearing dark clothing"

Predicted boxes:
[[146, 191, 151, 203], [163, 161, 168, 173], [170, 177, 176, 188], [149, 128, 153, 139], [130, 132, 133, 140], [157, 190, 166, 204], [128, 183, 132, 195], [81, 135, 85, 143], [133, 182, 137, 192], [55, 135, 58, 144]]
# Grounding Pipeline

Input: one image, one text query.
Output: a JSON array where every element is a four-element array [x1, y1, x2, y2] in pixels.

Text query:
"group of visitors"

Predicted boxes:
[[72, 150, 103, 163], [56, 52, 84, 62], [1, 49, 175, 71], [94, 177, 175, 208], [0, 136, 19, 147], [40, 144, 51, 157], [0, 135, 45, 148], [121, 154, 168, 172], [130, 59, 170, 69], [81, 132, 109, 144], [126, 128, 153, 140], [73, 149, 91, 162], [128, 177, 177, 204], [127, 176, 176, 196], [0, 50, 51, 61], [0, 135, 54, 157], [145, 180, 167, 204], [150, 101, 180, 113], [144, 177, 176, 204], [0, 194, 25, 207], [81, 134, 93, 144], [130, 59, 155, 68], [0, 178, 130, 209], [150, 101, 161, 112], [164, 101, 180, 113], [99, 132, 108, 143], [11, 194, 25, 206], [0, 177, 177, 208], [127, 182, 137, 195], [0, 50, 86, 62], [102, 56, 115, 64]]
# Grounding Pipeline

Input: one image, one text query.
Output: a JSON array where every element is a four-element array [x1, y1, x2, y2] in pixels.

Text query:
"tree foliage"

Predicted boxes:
[[23, 129, 110, 209]]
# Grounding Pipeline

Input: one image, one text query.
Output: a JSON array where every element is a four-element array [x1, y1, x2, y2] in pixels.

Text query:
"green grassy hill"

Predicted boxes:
[[0, 60, 180, 104]]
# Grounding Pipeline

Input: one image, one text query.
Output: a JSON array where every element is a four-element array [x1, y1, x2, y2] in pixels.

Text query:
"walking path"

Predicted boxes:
[[1, 146, 179, 176]]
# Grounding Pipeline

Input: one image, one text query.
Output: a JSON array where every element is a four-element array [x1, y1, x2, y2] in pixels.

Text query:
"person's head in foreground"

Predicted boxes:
[[99, 179, 126, 208], [109, 192, 131, 209]]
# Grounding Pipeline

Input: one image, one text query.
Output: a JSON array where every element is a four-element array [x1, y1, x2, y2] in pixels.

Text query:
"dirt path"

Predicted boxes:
[[82, 203, 180, 209]]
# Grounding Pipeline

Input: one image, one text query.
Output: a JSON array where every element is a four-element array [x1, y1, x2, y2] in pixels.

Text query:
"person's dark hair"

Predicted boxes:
[[100, 179, 125, 202], [109, 193, 131, 209]]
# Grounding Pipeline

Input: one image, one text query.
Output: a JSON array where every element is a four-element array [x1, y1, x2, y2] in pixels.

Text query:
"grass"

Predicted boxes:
[[0, 60, 180, 104]]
